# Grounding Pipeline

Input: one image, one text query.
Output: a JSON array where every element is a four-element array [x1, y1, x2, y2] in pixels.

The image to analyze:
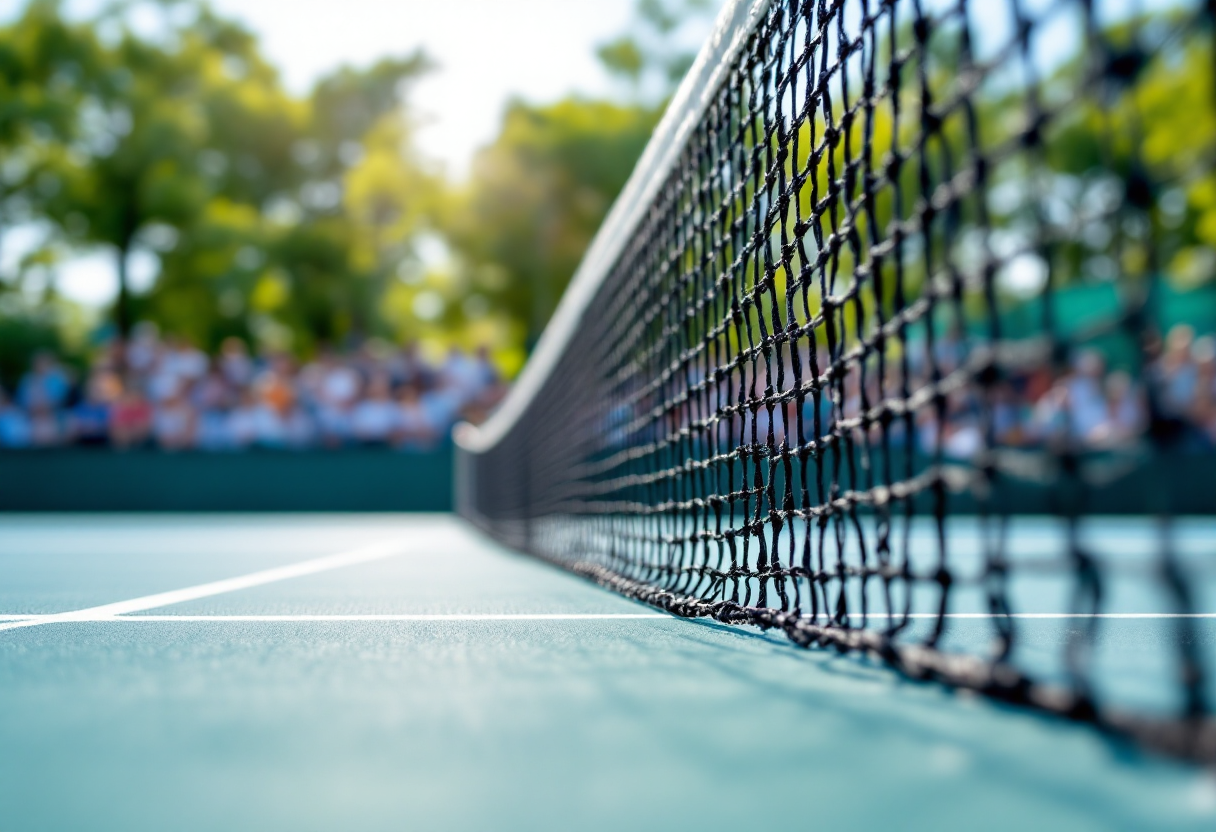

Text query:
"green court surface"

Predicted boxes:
[[1, 515, 1214, 832]]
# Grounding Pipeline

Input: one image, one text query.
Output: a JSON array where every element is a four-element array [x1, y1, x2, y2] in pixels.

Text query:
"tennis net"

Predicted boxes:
[[455, 0, 1216, 762]]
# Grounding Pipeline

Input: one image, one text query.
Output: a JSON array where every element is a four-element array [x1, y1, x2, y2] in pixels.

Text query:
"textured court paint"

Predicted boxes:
[[0, 514, 448, 614], [0, 515, 1214, 832], [0, 539, 418, 632]]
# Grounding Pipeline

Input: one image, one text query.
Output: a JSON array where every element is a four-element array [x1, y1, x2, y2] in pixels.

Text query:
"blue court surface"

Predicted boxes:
[[1, 514, 1214, 832]]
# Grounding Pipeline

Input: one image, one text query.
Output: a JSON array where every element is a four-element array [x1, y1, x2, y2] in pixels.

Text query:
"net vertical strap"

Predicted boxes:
[[456, 0, 1216, 763]]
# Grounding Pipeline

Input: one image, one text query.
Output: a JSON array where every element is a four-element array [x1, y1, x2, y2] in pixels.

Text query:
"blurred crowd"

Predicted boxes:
[[3, 322, 1214, 457], [908, 325, 1216, 457], [0, 325, 505, 451], [633, 323, 1216, 458]]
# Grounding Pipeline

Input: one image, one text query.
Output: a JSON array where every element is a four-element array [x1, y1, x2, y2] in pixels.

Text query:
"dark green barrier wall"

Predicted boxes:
[[757, 451, 1216, 516], [0, 448, 453, 512], [0, 448, 1210, 513]]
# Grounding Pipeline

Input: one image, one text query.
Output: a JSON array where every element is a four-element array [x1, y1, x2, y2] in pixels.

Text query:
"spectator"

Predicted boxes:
[[916, 391, 982, 459], [0, 387, 31, 448], [1026, 380, 1069, 445], [69, 371, 122, 445], [1065, 351, 1110, 443], [219, 336, 256, 389], [227, 390, 260, 448], [246, 366, 315, 449], [148, 336, 208, 405], [1159, 324, 1199, 417], [350, 374, 399, 445], [314, 351, 360, 446], [401, 342, 438, 390], [153, 385, 197, 450], [460, 378, 510, 427], [1190, 336, 1216, 447], [256, 361, 296, 415], [196, 399, 235, 451], [321, 353, 360, 408], [109, 388, 153, 449], [17, 351, 71, 411], [281, 403, 317, 448], [125, 322, 161, 379], [383, 346, 415, 389], [445, 346, 497, 405], [249, 377, 290, 448], [420, 376, 465, 441], [991, 383, 1027, 446], [163, 336, 208, 385], [192, 362, 233, 411], [1090, 370, 1144, 447], [27, 398, 64, 447], [395, 384, 439, 450]]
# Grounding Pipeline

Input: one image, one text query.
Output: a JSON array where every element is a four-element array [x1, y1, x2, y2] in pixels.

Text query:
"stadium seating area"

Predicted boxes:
[[0, 325, 505, 451]]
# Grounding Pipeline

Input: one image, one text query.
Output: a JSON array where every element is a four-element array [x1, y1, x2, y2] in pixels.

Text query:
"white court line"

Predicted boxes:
[[0, 538, 414, 632], [902, 613, 1216, 619], [1, 612, 1213, 624], [0, 613, 671, 622]]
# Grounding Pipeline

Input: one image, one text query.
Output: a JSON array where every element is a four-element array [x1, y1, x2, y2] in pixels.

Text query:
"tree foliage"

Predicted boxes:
[[446, 98, 660, 342], [1, 0, 1211, 381], [434, 0, 712, 348], [596, 0, 715, 96], [1, 0, 433, 353]]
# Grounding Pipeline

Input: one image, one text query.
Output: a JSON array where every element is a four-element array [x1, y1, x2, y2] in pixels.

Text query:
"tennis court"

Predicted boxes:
[[3, 0, 1216, 828], [0, 513, 1213, 831]]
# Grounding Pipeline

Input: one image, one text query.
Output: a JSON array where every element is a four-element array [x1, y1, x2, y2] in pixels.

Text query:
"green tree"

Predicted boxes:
[[140, 25, 432, 351], [307, 54, 431, 183], [0, 1, 102, 295], [597, 0, 715, 98], [432, 0, 714, 358], [30, 1, 249, 337], [10, 0, 434, 354], [447, 98, 660, 343]]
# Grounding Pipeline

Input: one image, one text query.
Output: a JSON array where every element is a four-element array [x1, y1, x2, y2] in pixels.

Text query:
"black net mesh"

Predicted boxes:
[[457, 0, 1216, 762]]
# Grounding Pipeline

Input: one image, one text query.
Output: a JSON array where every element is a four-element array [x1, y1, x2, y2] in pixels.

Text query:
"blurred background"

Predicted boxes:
[[0, 0, 720, 506], [0, 0, 1214, 510]]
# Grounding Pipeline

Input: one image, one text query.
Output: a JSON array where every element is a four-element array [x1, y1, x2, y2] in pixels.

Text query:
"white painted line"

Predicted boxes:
[[0, 539, 413, 632], [913, 613, 1216, 619], [1, 611, 1212, 625], [41, 613, 672, 622]]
